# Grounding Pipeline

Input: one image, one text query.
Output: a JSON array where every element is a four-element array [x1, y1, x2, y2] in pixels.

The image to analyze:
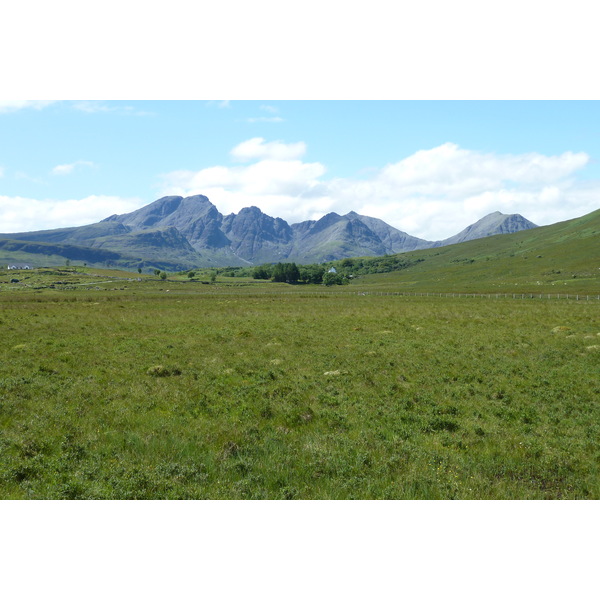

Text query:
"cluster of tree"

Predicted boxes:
[[253, 263, 303, 283], [252, 263, 341, 285], [174, 253, 423, 286], [271, 262, 300, 283], [321, 271, 347, 286]]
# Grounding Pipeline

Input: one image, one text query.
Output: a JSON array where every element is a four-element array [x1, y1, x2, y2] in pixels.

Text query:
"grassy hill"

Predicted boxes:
[[0, 237, 197, 272], [343, 208, 600, 294]]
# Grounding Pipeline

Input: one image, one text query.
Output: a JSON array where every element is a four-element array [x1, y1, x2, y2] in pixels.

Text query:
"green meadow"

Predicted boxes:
[[1, 269, 598, 499]]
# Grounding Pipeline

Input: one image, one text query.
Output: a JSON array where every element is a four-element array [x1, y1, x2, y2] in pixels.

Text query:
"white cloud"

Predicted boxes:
[[0, 100, 151, 116], [246, 116, 284, 123], [71, 101, 111, 113], [230, 138, 306, 161], [158, 140, 597, 241], [205, 101, 231, 109], [51, 161, 95, 175], [0, 100, 56, 113], [377, 143, 588, 195], [158, 157, 327, 221], [246, 105, 284, 123], [0, 195, 147, 233], [71, 102, 154, 116]]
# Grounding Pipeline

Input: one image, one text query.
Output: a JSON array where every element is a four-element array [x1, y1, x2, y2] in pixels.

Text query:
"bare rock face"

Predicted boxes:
[[344, 212, 434, 253], [104, 195, 231, 250], [221, 206, 293, 263]]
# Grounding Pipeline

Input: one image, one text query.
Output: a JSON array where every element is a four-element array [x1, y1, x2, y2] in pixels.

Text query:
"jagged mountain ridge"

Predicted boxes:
[[0, 194, 539, 270], [95, 194, 437, 266]]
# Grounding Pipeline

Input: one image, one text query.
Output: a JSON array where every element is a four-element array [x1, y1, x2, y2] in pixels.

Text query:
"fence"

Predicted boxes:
[[344, 291, 600, 301], [188, 287, 600, 301]]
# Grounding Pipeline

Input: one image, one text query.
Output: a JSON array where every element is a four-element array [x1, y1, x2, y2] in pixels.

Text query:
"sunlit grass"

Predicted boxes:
[[1, 273, 599, 499]]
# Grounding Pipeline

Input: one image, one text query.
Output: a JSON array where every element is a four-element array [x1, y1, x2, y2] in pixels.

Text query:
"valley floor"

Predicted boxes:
[[1, 280, 599, 499]]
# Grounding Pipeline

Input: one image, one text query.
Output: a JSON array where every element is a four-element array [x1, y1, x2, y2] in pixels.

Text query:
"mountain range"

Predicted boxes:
[[0, 194, 538, 271]]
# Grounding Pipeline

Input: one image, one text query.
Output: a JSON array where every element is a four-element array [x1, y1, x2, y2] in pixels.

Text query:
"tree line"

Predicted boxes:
[[253, 263, 347, 286], [189, 254, 423, 285]]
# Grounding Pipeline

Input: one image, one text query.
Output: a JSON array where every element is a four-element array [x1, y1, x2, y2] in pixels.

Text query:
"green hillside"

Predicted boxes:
[[0, 237, 194, 272], [344, 208, 600, 294]]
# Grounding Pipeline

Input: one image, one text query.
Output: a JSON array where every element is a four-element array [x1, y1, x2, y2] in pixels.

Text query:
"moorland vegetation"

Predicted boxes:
[[1, 209, 598, 499], [0, 263, 598, 499]]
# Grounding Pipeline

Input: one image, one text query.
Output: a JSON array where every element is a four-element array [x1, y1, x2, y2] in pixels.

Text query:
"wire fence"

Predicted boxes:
[[186, 287, 600, 302]]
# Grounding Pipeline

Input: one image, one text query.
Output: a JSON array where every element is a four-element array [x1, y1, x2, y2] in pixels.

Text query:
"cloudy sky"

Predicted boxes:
[[1, 99, 599, 241], [2, 2, 599, 243]]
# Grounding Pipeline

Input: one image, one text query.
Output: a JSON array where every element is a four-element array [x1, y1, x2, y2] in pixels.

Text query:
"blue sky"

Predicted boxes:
[[1, 100, 599, 240]]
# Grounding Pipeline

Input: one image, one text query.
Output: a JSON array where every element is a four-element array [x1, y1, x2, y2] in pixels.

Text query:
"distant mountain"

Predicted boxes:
[[0, 194, 540, 270], [436, 211, 538, 246]]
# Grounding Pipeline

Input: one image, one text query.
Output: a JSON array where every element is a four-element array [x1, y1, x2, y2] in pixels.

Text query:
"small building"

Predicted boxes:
[[7, 264, 31, 270], [328, 267, 337, 274]]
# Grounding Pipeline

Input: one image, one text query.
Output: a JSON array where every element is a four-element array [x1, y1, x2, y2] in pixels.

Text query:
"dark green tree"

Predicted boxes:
[[299, 264, 325, 284], [272, 263, 286, 282], [286, 262, 300, 283], [322, 271, 345, 286], [272, 263, 300, 283], [253, 265, 272, 280]]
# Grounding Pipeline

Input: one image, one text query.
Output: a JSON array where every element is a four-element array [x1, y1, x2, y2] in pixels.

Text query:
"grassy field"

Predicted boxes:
[[1, 269, 598, 499]]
